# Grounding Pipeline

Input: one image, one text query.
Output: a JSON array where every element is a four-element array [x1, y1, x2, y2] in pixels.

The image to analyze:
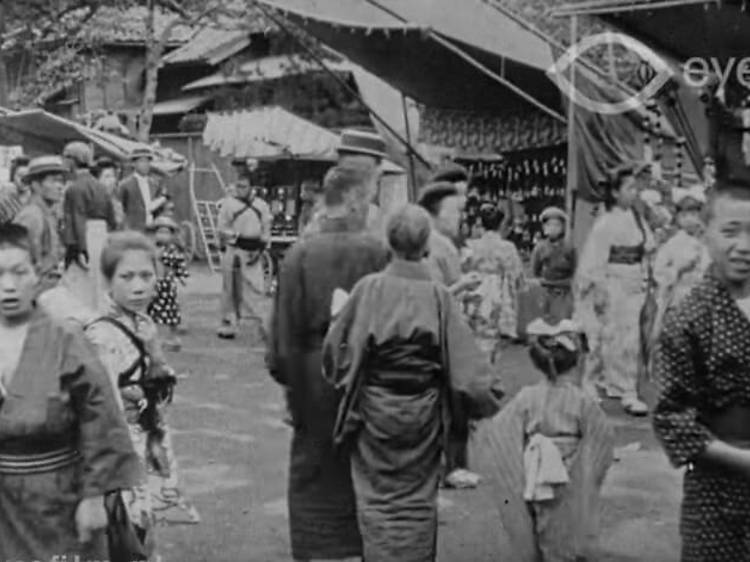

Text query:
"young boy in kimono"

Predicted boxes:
[[653, 186, 750, 561], [474, 318, 614, 562], [530, 207, 577, 324]]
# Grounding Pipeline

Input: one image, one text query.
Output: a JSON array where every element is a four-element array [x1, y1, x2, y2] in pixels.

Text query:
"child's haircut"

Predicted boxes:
[[0, 223, 34, 263], [528, 335, 581, 379], [705, 185, 750, 223]]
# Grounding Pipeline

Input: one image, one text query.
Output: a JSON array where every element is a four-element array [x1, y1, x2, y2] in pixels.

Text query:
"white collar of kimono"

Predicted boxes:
[[672, 185, 706, 206]]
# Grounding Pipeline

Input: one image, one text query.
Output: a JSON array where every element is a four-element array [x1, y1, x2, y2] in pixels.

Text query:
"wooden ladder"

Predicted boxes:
[[189, 163, 227, 272]]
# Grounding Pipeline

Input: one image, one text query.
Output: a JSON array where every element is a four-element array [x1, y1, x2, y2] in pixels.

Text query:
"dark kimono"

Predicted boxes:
[[530, 237, 577, 324], [322, 259, 503, 562], [653, 269, 750, 561], [268, 215, 389, 560], [0, 309, 140, 561]]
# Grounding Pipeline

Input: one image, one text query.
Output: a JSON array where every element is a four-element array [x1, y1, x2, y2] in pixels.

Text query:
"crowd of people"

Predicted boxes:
[[2, 124, 750, 562]]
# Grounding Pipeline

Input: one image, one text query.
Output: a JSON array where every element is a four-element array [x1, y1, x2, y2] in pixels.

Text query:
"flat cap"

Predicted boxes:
[[62, 141, 93, 167], [338, 129, 387, 159], [417, 181, 459, 210], [430, 163, 469, 184], [540, 206, 568, 223], [129, 147, 153, 161], [26, 156, 66, 179]]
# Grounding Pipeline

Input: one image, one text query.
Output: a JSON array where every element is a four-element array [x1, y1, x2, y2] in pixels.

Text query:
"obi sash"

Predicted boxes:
[[0, 446, 80, 475], [232, 236, 265, 252], [702, 405, 750, 448], [608, 244, 644, 265]]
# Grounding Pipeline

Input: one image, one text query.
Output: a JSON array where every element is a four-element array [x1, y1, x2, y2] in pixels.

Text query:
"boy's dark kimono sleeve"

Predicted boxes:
[[62, 328, 141, 497], [652, 312, 713, 467]]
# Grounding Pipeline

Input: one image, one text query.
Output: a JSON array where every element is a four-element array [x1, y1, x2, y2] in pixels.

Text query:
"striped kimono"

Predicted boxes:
[[473, 377, 614, 561]]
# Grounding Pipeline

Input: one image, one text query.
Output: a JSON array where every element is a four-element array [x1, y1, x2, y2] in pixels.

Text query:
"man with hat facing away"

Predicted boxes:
[[12, 156, 67, 293], [216, 158, 271, 340], [418, 181, 484, 490], [60, 141, 117, 313], [530, 206, 577, 325], [116, 147, 170, 232]]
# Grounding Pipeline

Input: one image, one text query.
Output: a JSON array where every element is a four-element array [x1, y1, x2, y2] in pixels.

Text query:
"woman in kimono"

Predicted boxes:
[[84, 231, 199, 556], [322, 204, 503, 562], [0, 222, 140, 561], [462, 203, 525, 357], [473, 318, 614, 562], [652, 184, 710, 339], [575, 162, 655, 416]]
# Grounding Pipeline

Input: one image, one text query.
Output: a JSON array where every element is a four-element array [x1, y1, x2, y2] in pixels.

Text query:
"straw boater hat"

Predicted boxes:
[[337, 129, 387, 160], [540, 206, 568, 224], [129, 147, 153, 161], [26, 156, 66, 181], [416, 181, 459, 210], [147, 215, 179, 233]]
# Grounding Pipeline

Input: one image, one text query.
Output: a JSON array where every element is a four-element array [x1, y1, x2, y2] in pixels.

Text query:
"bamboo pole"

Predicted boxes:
[[565, 15, 579, 245]]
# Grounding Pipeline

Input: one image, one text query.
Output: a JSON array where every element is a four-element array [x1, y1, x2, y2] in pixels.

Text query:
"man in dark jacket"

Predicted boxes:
[[116, 147, 170, 232]]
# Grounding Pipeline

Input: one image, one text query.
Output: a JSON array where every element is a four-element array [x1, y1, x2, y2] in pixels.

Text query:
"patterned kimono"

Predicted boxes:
[[0, 309, 140, 561], [653, 270, 750, 561], [575, 207, 654, 398], [322, 259, 503, 562], [85, 304, 194, 543], [652, 229, 711, 339], [473, 377, 614, 562], [149, 243, 189, 327], [268, 216, 389, 561], [462, 230, 525, 344]]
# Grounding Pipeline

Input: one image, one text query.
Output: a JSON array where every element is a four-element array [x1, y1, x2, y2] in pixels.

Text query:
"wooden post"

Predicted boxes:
[[401, 93, 417, 201], [565, 14, 579, 245]]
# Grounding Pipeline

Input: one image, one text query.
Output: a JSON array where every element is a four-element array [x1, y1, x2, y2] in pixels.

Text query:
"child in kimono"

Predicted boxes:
[[147, 215, 189, 351], [652, 184, 710, 339], [653, 187, 750, 561], [0, 223, 140, 562], [85, 231, 199, 554], [474, 318, 614, 562], [530, 207, 577, 324]]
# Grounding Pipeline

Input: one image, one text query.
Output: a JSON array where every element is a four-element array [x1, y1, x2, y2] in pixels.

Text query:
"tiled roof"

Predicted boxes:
[[84, 6, 196, 46]]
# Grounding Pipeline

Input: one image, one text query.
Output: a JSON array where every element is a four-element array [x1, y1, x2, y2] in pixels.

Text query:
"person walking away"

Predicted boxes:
[[530, 207, 577, 324], [268, 165, 390, 562], [117, 148, 170, 232], [0, 223, 141, 562], [575, 162, 654, 416], [61, 142, 117, 313], [430, 163, 470, 247], [146, 216, 189, 351], [13, 156, 66, 294], [652, 184, 710, 339], [417, 181, 483, 490], [474, 318, 614, 562], [85, 231, 200, 554], [95, 157, 125, 229], [216, 168, 271, 340], [652, 186, 750, 561], [463, 203, 526, 352], [322, 204, 503, 562]]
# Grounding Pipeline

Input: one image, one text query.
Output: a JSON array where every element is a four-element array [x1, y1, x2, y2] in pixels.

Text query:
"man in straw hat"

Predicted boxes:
[[217, 159, 271, 340], [61, 141, 117, 313], [116, 147, 169, 232], [12, 156, 67, 293]]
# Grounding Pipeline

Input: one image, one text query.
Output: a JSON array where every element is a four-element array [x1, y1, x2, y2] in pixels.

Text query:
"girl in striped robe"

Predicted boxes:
[[474, 318, 614, 562]]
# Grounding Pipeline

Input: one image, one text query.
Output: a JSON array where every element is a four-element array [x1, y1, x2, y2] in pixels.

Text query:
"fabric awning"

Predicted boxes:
[[152, 95, 212, 116], [202, 106, 403, 173], [163, 29, 251, 66], [256, 0, 565, 119], [0, 110, 186, 175], [182, 54, 354, 91]]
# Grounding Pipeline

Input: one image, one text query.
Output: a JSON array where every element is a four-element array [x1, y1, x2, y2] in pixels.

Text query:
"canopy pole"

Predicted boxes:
[[401, 93, 417, 201], [252, 0, 432, 170], [565, 14, 578, 245]]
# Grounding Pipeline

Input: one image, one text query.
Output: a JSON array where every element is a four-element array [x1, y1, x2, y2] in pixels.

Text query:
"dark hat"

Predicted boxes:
[[540, 206, 568, 223], [26, 156, 66, 180], [430, 163, 469, 184], [338, 129, 387, 159], [417, 181, 459, 211], [129, 147, 153, 161]]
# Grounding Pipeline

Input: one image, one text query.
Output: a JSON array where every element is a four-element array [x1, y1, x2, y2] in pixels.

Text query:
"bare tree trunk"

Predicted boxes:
[[137, 0, 158, 142], [0, 1, 9, 108]]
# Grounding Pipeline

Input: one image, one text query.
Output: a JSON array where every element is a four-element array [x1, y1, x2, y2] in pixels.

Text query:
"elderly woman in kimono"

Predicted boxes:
[[84, 231, 198, 557], [652, 184, 710, 338], [462, 202, 526, 352], [322, 204, 504, 562], [0, 223, 140, 561], [575, 162, 655, 416], [473, 318, 614, 562]]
